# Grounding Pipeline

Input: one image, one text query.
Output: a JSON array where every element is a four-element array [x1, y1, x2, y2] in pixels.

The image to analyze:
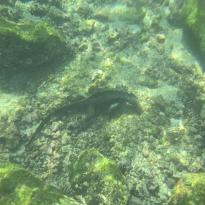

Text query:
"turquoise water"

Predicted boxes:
[[0, 0, 205, 205]]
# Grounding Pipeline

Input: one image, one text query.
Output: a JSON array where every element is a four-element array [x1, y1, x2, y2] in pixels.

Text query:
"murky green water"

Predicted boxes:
[[0, 0, 205, 205]]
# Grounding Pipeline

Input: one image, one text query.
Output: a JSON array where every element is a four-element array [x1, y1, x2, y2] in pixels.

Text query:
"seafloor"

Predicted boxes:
[[1, 0, 205, 205]]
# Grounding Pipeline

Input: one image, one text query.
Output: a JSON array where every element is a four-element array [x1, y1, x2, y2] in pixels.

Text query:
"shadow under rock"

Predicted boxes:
[[0, 57, 72, 95]]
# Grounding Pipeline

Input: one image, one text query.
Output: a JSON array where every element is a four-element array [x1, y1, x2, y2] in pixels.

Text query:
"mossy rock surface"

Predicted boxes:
[[0, 161, 82, 205], [33, 0, 63, 8], [169, 173, 205, 205], [70, 149, 129, 205], [0, 17, 71, 72], [0, 0, 16, 5], [182, 0, 205, 58]]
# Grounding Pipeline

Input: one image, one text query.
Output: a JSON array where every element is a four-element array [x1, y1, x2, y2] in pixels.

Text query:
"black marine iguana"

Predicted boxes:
[[25, 89, 142, 147]]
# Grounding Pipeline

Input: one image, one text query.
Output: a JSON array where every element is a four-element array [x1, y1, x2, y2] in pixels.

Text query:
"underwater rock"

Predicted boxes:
[[33, 0, 64, 8], [0, 0, 16, 6], [20, 0, 32, 3], [94, 3, 145, 24], [0, 161, 82, 205], [70, 149, 129, 205], [0, 17, 71, 72], [169, 173, 205, 205], [181, 0, 205, 60], [27, 2, 69, 23], [166, 0, 185, 25]]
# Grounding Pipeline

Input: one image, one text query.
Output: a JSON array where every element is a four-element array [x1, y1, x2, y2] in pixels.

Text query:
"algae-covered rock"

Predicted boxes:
[[33, 0, 64, 8], [0, 161, 82, 205], [0, 17, 71, 72], [169, 173, 205, 205], [0, 0, 16, 6], [182, 0, 205, 58], [70, 149, 129, 205], [94, 4, 145, 24]]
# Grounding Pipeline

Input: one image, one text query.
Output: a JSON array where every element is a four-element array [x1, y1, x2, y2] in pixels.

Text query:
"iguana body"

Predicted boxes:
[[25, 90, 142, 147]]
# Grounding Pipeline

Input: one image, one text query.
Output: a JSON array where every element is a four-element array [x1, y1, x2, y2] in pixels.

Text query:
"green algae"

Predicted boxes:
[[70, 149, 129, 205], [0, 161, 82, 205], [0, 17, 70, 71], [169, 173, 205, 205]]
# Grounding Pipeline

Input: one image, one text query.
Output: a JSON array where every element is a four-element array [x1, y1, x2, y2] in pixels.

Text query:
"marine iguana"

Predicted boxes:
[[25, 89, 142, 147]]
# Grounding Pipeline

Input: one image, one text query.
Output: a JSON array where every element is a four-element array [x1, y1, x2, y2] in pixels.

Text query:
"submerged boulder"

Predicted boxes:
[[70, 149, 129, 205], [33, 0, 64, 8], [182, 0, 205, 58], [0, 17, 71, 72], [0, 0, 16, 6], [0, 161, 82, 205], [169, 173, 205, 205]]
